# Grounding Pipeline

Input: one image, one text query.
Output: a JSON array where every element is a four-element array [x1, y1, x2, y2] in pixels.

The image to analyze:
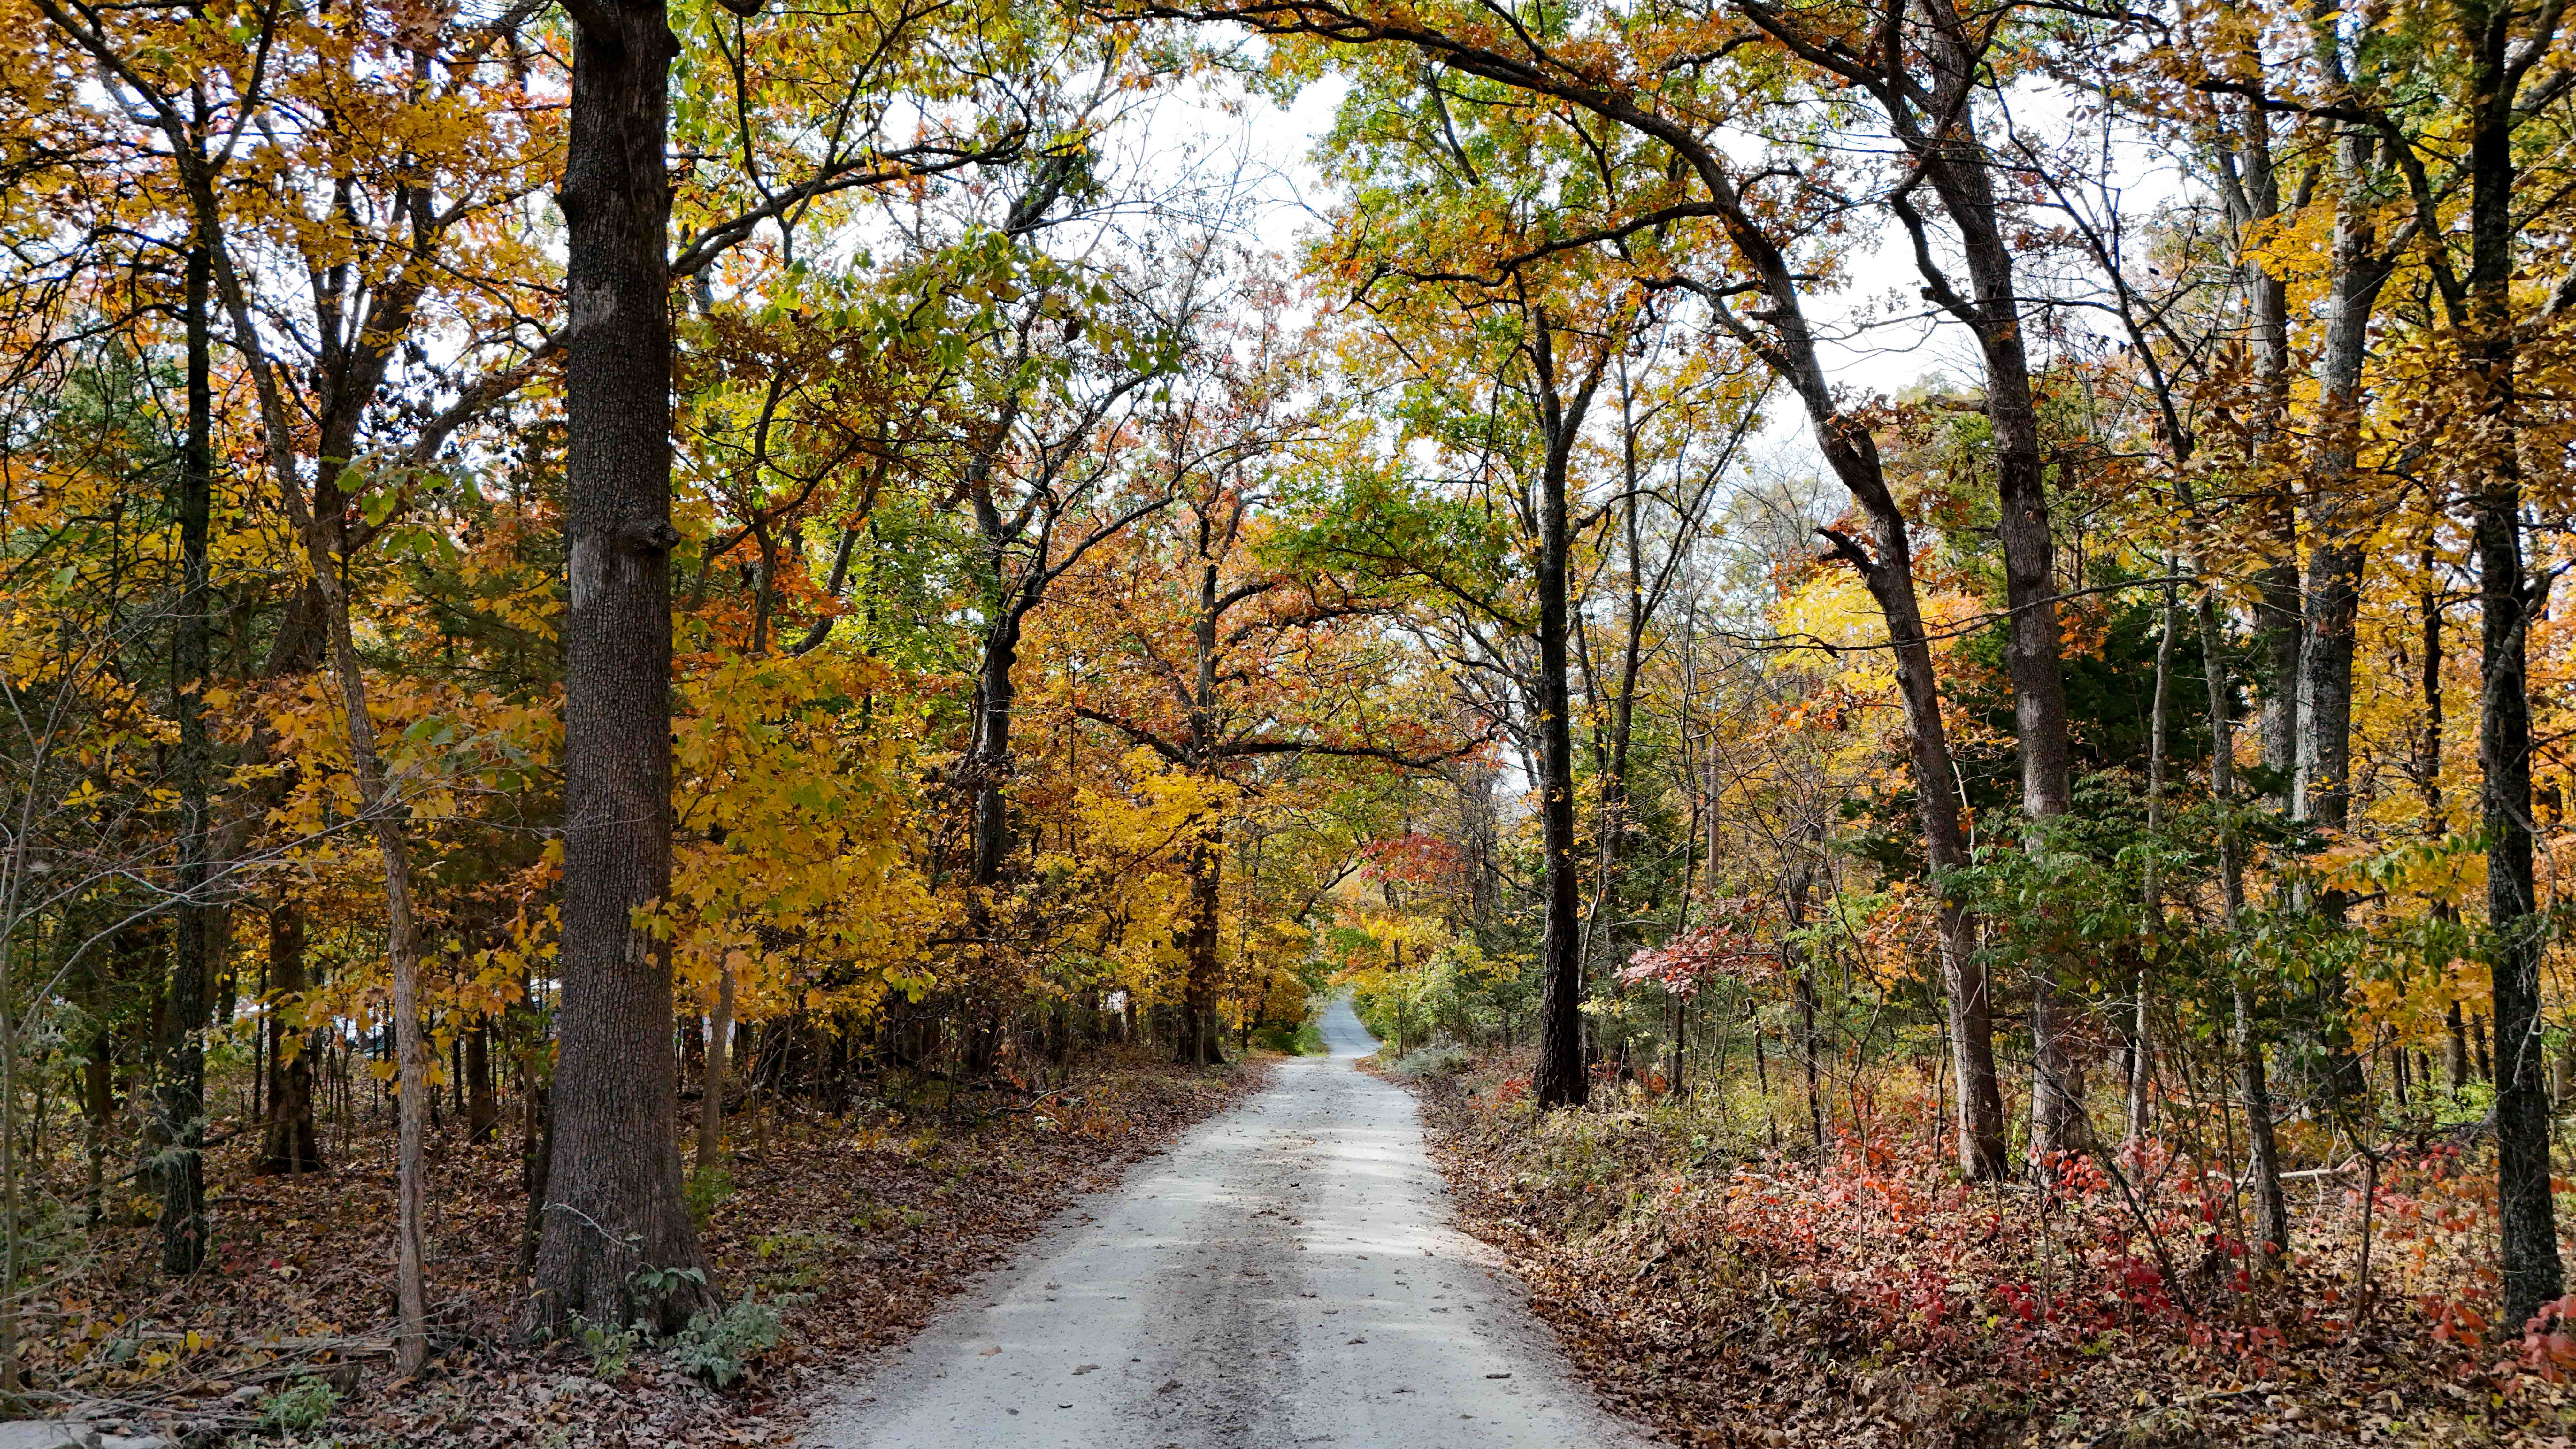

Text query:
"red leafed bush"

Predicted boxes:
[[1414, 1050, 2576, 1446]]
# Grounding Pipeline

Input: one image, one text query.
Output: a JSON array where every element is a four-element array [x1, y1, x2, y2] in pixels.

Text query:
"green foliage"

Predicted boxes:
[[568, 1314, 639, 1383], [685, 1165, 736, 1230], [669, 1299, 786, 1388], [751, 1230, 848, 1292], [258, 1374, 341, 1432], [1251, 1018, 1326, 1054]]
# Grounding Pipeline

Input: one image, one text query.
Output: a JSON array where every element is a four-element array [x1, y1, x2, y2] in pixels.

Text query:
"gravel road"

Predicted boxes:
[[801, 995, 1654, 1448]]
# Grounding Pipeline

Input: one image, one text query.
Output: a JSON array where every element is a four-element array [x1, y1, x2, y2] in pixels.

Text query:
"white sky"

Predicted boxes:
[[1141, 62, 2192, 471]]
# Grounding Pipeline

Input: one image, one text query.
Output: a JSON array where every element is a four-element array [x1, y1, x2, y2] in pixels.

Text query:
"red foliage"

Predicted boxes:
[[1618, 896, 1782, 997], [1357, 830, 1466, 888], [1410, 1053, 2576, 1445]]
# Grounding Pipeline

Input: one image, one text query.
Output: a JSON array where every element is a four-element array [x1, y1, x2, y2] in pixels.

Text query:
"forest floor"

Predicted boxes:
[[1392, 1047, 2576, 1449], [31, 1046, 1269, 1446]]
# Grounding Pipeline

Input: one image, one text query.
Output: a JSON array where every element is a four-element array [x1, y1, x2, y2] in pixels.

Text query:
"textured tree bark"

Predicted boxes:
[[256, 897, 322, 1174], [2459, 1, 2564, 1328], [1178, 834, 1225, 1066], [2474, 484, 2558, 1325], [155, 233, 214, 1276], [1529, 321, 1597, 1112], [2294, 110, 2395, 1112], [2227, 116, 2303, 808], [529, 0, 713, 1338]]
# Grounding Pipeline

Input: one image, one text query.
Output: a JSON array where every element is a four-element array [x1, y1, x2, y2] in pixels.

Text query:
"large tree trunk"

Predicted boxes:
[[155, 233, 215, 1276], [529, 0, 713, 1338], [2232, 126, 2303, 809], [2476, 487, 2557, 1324]]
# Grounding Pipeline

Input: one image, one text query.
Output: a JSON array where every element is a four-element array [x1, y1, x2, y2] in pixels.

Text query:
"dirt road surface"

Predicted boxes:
[[801, 996, 1654, 1448]]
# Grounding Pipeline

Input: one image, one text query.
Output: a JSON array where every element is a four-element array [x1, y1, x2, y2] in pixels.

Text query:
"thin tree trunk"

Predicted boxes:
[[2202, 591, 2290, 1263], [2130, 579, 2176, 1151], [82, 1026, 108, 1227], [1529, 319, 1598, 1111], [293, 525, 432, 1370], [467, 1021, 498, 1145], [155, 231, 216, 1278], [2457, 3, 2566, 1325], [698, 964, 733, 1172], [518, 1077, 550, 1278], [257, 897, 321, 1174]]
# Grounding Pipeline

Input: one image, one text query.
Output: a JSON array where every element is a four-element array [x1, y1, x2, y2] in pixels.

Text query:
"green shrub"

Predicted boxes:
[[1251, 1018, 1327, 1054], [684, 1165, 736, 1228], [258, 1374, 341, 1432], [569, 1313, 639, 1382], [670, 1299, 786, 1388]]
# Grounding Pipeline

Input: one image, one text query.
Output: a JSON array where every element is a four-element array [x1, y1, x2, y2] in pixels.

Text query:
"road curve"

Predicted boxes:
[[800, 996, 1655, 1448]]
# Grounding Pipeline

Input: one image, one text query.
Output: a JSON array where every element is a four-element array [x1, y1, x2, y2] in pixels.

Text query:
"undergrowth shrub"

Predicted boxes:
[[1419, 1048, 2539, 1422], [685, 1164, 736, 1229], [1391, 1043, 1473, 1081], [671, 1299, 789, 1387], [1251, 1018, 1326, 1054], [258, 1374, 340, 1432], [568, 1314, 638, 1383]]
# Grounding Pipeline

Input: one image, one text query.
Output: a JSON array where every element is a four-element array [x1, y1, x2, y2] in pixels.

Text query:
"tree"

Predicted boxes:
[[529, 0, 717, 1336], [1063, 352, 1473, 1062]]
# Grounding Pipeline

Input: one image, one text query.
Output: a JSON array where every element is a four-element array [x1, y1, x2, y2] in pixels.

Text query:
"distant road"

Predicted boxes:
[[801, 994, 1654, 1448]]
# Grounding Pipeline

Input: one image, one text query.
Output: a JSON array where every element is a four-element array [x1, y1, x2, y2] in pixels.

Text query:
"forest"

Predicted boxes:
[[0, 0, 2573, 1441]]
